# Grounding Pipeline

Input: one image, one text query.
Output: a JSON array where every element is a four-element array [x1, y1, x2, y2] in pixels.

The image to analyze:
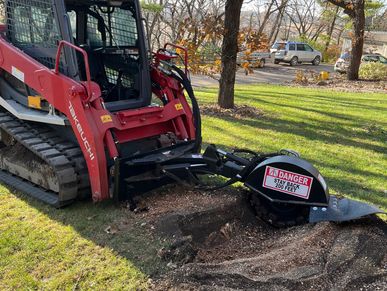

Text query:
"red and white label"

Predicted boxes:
[[263, 166, 313, 199]]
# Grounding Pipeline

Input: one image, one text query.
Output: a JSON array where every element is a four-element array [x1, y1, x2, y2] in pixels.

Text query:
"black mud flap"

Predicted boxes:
[[309, 196, 385, 223]]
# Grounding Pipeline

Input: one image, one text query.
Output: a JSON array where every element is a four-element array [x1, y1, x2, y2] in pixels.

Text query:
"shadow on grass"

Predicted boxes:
[[201, 86, 386, 206], [235, 93, 386, 126], [206, 113, 386, 154], [6, 188, 169, 278], [203, 109, 386, 209]]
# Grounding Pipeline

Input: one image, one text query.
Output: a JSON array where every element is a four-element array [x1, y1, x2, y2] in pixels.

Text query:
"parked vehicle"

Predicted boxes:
[[362, 54, 387, 64], [334, 52, 351, 73], [334, 53, 387, 73], [237, 51, 271, 68], [273, 42, 322, 66], [270, 41, 286, 54]]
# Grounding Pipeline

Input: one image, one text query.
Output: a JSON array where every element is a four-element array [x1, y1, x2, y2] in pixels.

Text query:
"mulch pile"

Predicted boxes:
[[200, 104, 264, 119]]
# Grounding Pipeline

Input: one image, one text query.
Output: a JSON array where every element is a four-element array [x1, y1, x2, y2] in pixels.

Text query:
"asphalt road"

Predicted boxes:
[[191, 62, 335, 87]]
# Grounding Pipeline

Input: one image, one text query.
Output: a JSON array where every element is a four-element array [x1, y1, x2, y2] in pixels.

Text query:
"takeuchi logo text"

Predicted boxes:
[[69, 101, 95, 161]]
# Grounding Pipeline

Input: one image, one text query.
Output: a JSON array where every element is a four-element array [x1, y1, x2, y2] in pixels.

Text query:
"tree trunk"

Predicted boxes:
[[323, 6, 340, 61], [348, 1, 365, 80], [337, 28, 344, 45], [218, 0, 244, 109], [269, 1, 286, 43], [285, 18, 291, 40], [327, 0, 366, 81]]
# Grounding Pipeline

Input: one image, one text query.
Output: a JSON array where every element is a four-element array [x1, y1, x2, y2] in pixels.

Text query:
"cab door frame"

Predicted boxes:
[[296, 43, 306, 61]]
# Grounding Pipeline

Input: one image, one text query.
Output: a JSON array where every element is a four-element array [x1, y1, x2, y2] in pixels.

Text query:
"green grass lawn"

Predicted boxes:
[[0, 84, 386, 289], [0, 193, 160, 290], [197, 84, 387, 208]]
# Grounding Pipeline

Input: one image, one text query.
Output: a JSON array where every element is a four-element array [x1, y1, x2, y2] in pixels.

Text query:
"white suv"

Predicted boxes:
[[273, 42, 322, 66]]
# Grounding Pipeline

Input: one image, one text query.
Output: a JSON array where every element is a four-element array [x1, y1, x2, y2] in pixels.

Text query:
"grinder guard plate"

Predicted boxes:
[[245, 155, 329, 206], [309, 196, 385, 223]]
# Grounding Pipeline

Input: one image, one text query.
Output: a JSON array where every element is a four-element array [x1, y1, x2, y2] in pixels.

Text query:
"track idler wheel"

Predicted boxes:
[[249, 192, 310, 227]]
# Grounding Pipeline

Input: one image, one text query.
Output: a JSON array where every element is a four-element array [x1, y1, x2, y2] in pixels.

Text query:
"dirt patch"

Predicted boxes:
[[200, 104, 265, 119], [128, 186, 387, 290]]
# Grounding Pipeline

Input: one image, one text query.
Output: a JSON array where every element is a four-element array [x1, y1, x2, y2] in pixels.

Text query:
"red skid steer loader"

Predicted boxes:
[[0, 0, 383, 227]]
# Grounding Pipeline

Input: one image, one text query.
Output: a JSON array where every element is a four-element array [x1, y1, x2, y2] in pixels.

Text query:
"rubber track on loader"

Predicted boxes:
[[0, 111, 90, 207]]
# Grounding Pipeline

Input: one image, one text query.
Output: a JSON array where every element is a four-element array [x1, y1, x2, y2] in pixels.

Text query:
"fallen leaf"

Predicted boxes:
[[104, 225, 119, 235], [87, 215, 98, 221]]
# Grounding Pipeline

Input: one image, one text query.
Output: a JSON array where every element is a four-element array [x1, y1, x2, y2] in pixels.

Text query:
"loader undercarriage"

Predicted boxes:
[[0, 110, 90, 206]]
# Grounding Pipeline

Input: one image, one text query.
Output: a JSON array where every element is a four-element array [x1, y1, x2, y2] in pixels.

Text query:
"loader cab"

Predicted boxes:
[[5, 0, 152, 112], [65, 0, 152, 111]]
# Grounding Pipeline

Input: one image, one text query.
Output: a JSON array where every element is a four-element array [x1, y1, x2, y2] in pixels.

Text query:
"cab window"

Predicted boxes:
[[296, 44, 305, 51], [304, 44, 313, 52], [87, 6, 138, 48], [379, 55, 387, 63], [11, 5, 60, 46], [363, 56, 379, 62]]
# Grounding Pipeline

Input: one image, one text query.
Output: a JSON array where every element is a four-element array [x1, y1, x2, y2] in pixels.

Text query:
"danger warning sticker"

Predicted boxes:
[[263, 166, 313, 199]]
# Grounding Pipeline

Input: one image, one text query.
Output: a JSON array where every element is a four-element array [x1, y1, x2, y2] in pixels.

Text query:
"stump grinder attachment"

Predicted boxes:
[[0, 0, 383, 227]]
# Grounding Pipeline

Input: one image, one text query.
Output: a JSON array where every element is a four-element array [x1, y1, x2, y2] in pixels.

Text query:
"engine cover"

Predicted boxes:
[[245, 155, 329, 206]]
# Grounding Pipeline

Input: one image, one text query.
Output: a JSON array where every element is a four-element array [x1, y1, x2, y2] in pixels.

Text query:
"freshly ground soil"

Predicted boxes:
[[133, 186, 387, 290]]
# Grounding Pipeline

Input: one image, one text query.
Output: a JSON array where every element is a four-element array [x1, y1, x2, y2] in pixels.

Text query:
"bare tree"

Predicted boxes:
[[286, 0, 326, 39], [145, 0, 226, 47], [256, 0, 276, 35], [142, 0, 164, 51], [373, 8, 387, 30], [247, 0, 290, 37], [268, 0, 289, 43]]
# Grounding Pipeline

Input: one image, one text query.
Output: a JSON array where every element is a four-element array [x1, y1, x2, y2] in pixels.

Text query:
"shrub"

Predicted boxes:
[[293, 70, 321, 84], [323, 45, 341, 63], [359, 62, 387, 80]]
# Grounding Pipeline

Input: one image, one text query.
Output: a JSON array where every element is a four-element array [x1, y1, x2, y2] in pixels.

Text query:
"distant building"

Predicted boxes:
[[342, 31, 387, 57]]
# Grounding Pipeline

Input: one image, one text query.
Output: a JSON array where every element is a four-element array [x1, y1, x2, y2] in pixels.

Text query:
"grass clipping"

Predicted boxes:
[[200, 104, 264, 119]]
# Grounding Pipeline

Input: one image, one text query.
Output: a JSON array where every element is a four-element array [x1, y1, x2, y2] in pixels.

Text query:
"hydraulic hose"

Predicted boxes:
[[170, 65, 202, 152]]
